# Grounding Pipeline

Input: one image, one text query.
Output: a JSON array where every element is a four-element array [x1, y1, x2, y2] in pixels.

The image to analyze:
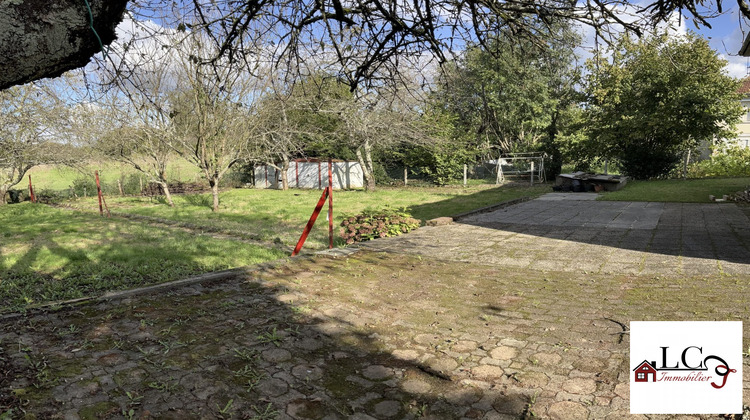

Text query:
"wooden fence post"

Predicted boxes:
[[28, 175, 35, 203], [530, 162, 535, 186]]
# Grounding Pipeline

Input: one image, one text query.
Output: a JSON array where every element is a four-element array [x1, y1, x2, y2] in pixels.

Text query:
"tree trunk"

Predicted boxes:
[[280, 154, 290, 191], [210, 177, 220, 212], [161, 182, 175, 207], [0, 0, 128, 90], [0, 185, 8, 205], [364, 138, 376, 191], [356, 144, 376, 192], [682, 149, 691, 180], [158, 171, 174, 207]]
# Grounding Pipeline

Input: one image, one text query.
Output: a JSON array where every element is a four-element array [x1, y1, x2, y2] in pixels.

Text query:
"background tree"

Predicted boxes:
[[0, 83, 67, 204], [583, 31, 743, 179], [332, 90, 441, 192], [434, 21, 580, 179], [77, 45, 180, 206], [169, 34, 263, 211]]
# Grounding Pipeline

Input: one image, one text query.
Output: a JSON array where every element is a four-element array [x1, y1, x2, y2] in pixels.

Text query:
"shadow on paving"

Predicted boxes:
[[0, 254, 549, 419], [3, 251, 749, 419], [458, 202, 750, 266], [4, 251, 748, 420], [398, 196, 750, 276]]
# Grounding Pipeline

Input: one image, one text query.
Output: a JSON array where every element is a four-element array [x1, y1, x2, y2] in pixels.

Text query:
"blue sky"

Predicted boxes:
[[687, 4, 749, 78]]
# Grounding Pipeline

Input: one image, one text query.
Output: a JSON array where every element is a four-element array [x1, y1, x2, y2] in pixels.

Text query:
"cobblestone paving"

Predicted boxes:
[[1, 250, 749, 420], [361, 195, 750, 277]]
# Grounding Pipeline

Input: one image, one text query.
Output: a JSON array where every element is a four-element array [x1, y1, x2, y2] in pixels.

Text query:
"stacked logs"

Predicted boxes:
[[142, 182, 211, 196], [729, 189, 750, 203]]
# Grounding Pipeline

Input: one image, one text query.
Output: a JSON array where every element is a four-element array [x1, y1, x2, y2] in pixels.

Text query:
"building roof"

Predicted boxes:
[[739, 78, 750, 96]]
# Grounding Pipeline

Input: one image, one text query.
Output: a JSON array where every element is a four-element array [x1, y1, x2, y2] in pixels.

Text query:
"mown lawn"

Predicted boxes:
[[598, 177, 750, 203], [61, 185, 548, 249], [0, 203, 284, 313]]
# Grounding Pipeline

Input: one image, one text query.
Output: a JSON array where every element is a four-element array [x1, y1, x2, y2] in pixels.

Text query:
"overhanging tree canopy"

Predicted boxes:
[[3, 0, 750, 90]]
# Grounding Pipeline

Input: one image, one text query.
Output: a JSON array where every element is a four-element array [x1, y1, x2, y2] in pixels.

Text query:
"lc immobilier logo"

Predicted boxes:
[[630, 321, 743, 414]]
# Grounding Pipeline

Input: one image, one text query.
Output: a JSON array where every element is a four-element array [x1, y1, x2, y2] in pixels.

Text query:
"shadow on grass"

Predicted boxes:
[[182, 193, 213, 209], [0, 253, 538, 419], [0, 204, 284, 313], [405, 185, 547, 221]]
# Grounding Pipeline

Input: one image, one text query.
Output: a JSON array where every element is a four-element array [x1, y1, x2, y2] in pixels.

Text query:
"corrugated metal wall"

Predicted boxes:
[[254, 160, 364, 189]]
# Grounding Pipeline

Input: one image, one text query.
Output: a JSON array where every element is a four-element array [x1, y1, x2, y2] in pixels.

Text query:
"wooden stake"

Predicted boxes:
[[28, 175, 35, 203], [95, 171, 104, 216]]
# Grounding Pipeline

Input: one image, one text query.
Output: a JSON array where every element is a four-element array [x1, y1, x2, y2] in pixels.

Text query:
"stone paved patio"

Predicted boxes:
[[1, 195, 749, 419], [362, 194, 750, 277]]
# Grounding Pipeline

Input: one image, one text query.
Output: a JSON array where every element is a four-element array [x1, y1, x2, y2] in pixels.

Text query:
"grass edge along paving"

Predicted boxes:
[[598, 176, 750, 203], [0, 203, 285, 314]]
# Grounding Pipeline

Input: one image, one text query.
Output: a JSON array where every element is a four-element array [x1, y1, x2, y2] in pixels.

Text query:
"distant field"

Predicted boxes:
[[598, 177, 750, 203], [26, 159, 203, 191], [62, 185, 549, 249]]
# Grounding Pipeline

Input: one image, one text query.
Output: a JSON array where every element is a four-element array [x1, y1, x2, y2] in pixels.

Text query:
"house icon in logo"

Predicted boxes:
[[633, 360, 658, 382]]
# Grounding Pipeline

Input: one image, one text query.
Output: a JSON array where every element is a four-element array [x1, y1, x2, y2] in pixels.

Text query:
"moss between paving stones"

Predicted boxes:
[[78, 401, 120, 420], [2, 251, 749, 418]]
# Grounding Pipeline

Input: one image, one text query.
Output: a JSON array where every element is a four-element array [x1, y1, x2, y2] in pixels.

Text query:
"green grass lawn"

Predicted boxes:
[[0, 203, 284, 313], [598, 177, 750, 203], [62, 184, 548, 249], [1, 184, 545, 312]]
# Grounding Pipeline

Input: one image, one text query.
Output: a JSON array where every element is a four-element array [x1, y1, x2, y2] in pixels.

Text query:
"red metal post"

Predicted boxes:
[[95, 171, 104, 216], [28, 175, 35, 203], [291, 187, 329, 256], [328, 159, 333, 249]]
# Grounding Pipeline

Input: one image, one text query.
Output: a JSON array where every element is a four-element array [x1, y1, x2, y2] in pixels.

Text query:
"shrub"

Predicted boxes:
[[121, 173, 145, 195], [339, 209, 420, 244], [71, 176, 99, 197], [35, 189, 71, 204], [618, 142, 681, 179], [688, 145, 750, 178]]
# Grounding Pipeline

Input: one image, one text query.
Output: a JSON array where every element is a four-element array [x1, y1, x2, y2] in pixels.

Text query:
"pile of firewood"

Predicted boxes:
[[728, 188, 750, 203], [143, 181, 211, 196]]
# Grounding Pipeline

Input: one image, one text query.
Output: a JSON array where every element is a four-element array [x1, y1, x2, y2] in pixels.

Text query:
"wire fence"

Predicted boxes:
[[378, 155, 548, 187]]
